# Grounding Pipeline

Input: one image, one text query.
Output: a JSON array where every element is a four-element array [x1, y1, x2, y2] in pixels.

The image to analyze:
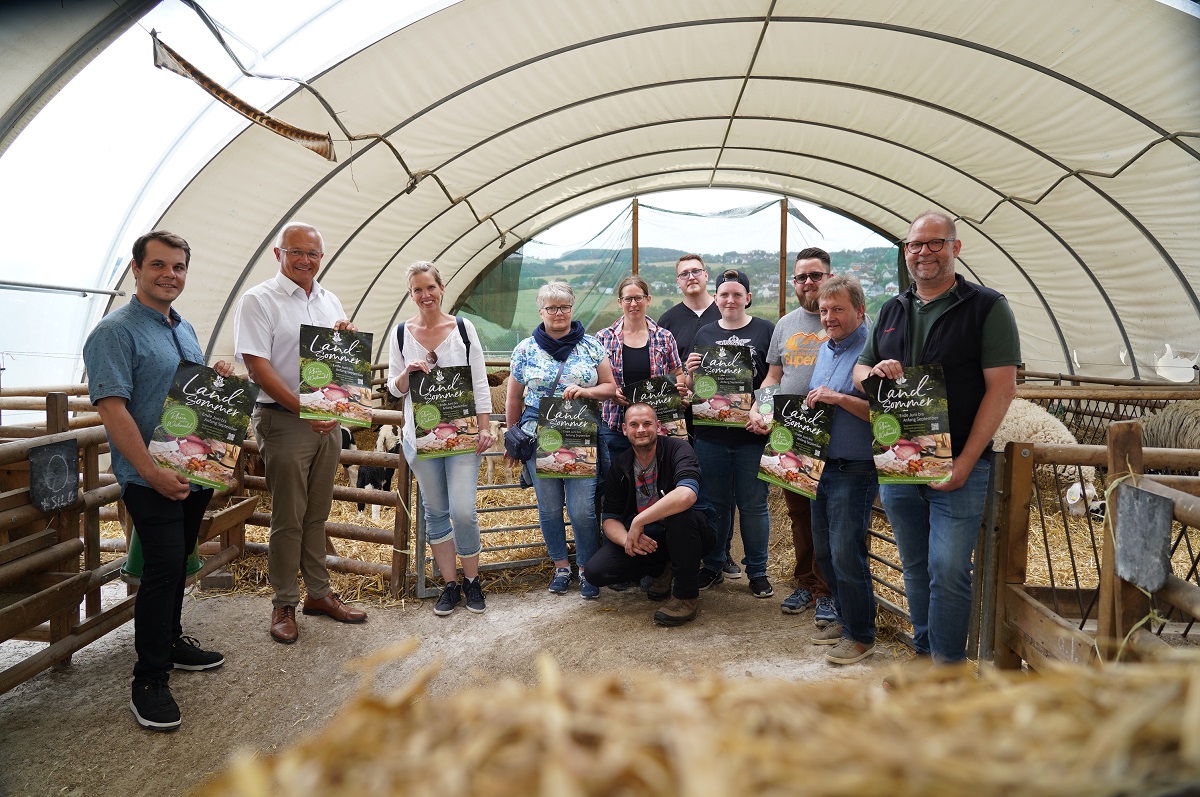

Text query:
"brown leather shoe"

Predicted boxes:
[[653, 596, 698, 626], [302, 592, 367, 624], [647, 564, 673, 602], [270, 606, 297, 644]]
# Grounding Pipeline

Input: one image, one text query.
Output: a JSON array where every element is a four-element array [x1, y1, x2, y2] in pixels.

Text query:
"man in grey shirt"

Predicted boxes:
[[752, 247, 836, 620]]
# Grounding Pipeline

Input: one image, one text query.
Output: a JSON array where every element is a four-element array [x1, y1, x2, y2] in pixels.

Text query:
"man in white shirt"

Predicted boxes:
[[233, 222, 367, 644]]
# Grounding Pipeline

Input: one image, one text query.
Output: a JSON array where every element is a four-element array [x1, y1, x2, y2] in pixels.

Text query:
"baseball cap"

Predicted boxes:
[[714, 268, 752, 308]]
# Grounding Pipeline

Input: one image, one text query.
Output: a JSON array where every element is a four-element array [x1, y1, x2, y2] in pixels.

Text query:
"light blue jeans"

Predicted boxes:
[[693, 438, 770, 578], [406, 444, 483, 557], [811, 459, 879, 645], [879, 458, 990, 662], [521, 406, 600, 569]]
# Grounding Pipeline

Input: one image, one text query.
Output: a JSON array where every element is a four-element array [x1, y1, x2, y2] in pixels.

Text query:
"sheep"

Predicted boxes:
[[375, 424, 401, 453], [489, 377, 510, 426], [484, 419, 515, 485], [358, 436, 401, 522], [1141, 400, 1200, 451], [339, 425, 358, 488], [993, 399, 1098, 516]]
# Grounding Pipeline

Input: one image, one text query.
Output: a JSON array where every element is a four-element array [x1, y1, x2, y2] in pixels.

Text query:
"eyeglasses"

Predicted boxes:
[[542, 305, 573, 315], [281, 248, 323, 259], [792, 271, 827, 284], [619, 294, 648, 305], [904, 238, 955, 254], [676, 268, 706, 281]]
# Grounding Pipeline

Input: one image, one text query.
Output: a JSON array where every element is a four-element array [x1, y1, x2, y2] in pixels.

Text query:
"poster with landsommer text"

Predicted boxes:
[[410, 366, 479, 458], [298, 324, 374, 428], [626, 375, 687, 439], [863, 364, 953, 484], [149, 363, 260, 490], [757, 393, 833, 499], [535, 397, 599, 479], [691, 344, 753, 427]]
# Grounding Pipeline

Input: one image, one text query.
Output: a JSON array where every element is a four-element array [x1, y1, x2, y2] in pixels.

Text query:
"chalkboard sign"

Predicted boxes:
[[29, 439, 79, 513]]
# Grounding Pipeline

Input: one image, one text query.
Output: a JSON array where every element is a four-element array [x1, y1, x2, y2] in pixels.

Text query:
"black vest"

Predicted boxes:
[[872, 275, 1001, 459]]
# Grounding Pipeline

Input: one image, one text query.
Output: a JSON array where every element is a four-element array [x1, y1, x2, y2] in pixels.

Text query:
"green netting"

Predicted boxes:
[[455, 197, 900, 356]]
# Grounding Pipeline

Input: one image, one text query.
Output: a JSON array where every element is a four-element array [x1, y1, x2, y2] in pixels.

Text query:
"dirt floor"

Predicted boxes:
[[0, 570, 907, 797]]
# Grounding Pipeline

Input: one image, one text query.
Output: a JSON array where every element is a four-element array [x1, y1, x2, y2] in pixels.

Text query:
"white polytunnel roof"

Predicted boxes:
[[2, 0, 1198, 383]]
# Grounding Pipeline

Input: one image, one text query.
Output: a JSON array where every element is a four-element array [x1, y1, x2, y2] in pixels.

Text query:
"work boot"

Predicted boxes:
[[653, 596, 698, 626], [647, 564, 673, 602]]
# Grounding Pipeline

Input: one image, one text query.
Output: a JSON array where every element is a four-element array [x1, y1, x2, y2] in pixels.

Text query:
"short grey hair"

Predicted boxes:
[[406, 260, 444, 287], [537, 280, 575, 309], [275, 221, 324, 251]]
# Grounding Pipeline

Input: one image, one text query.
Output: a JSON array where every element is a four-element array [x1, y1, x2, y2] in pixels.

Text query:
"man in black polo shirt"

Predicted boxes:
[[585, 403, 714, 625]]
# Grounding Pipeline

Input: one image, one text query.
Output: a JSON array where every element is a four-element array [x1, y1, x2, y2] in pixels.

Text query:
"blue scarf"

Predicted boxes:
[[533, 320, 585, 361]]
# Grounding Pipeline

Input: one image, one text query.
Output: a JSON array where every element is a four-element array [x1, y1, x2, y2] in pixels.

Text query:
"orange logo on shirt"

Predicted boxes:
[[782, 330, 828, 369]]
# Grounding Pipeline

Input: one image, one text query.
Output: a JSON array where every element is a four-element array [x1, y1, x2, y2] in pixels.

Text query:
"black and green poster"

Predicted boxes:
[[150, 363, 260, 490], [863, 364, 953, 484], [410, 366, 478, 458], [298, 324, 374, 428], [626, 375, 687, 439], [535, 397, 599, 480], [757, 393, 833, 499], [691, 344, 753, 427]]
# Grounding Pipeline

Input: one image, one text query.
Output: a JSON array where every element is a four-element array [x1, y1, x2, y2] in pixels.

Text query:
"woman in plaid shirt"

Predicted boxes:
[[595, 276, 687, 468]]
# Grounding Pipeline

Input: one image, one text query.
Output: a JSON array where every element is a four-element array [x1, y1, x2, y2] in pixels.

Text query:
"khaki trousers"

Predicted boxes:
[[252, 407, 339, 608]]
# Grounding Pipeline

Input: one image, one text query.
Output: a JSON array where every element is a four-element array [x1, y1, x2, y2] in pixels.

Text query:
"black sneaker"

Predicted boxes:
[[696, 567, 724, 590], [130, 681, 181, 732], [463, 577, 486, 614], [434, 582, 461, 616], [721, 559, 742, 579], [748, 575, 774, 598], [170, 635, 224, 671]]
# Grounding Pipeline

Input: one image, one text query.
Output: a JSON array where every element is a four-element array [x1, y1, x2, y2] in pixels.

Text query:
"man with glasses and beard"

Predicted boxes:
[[750, 248, 836, 622], [854, 211, 1019, 664], [658, 254, 720, 362]]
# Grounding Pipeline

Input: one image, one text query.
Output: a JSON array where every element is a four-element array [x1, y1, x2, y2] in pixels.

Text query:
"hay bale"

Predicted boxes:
[[195, 651, 1200, 797]]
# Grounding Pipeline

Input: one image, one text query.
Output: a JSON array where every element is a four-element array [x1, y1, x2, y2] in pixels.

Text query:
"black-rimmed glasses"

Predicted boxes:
[[904, 238, 955, 254], [792, 272, 827, 284], [676, 268, 706, 281]]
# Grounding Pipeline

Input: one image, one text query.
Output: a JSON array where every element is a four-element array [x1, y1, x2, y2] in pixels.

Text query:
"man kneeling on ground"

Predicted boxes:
[[585, 403, 714, 625]]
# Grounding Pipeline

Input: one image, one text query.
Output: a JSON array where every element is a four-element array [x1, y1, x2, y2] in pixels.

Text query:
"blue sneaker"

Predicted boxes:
[[580, 575, 600, 600], [548, 568, 572, 594], [814, 595, 839, 627], [781, 588, 813, 615]]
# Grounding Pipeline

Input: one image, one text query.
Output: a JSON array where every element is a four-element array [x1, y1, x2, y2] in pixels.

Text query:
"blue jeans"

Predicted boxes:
[[693, 438, 770, 578], [522, 407, 600, 570], [879, 458, 990, 662], [812, 459, 879, 645], [408, 449, 483, 557]]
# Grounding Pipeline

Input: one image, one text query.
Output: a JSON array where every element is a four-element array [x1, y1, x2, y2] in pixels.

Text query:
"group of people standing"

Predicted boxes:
[[85, 210, 1017, 733]]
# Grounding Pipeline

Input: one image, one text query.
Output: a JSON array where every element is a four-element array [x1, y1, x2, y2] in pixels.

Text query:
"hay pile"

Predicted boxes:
[[195, 645, 1200, 797]]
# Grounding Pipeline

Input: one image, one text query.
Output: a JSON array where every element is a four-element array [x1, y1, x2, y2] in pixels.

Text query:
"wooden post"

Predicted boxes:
[[1097, 420, 1150, 661], [631, 198, 639, 276], [82, 440, 102, 619], [992, 442, 1034, 668], [779, 198, 788, 318], [391, 457, 412, 598], [44, 393, 77, 663]]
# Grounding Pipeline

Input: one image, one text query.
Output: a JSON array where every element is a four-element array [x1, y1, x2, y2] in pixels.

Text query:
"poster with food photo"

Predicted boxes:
[[757, 393, 833, 499], [410, 366, 478, 458], [691, 344, 753, 427], [863, 364, 953, 484], [626, 375, 688, 439], [535, 397, 599, 480], [149, 363, 260, 490], [298, 324, 374, 428]]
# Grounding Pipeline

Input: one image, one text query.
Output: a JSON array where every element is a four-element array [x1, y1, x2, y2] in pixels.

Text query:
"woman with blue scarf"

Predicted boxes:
[[505, 282, 617, 598]]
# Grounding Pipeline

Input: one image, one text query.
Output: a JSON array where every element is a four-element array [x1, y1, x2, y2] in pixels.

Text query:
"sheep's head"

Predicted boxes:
[[1065, 481, 1103, 517]]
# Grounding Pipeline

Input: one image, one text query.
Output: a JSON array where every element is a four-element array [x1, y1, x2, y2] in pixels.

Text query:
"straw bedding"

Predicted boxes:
[[194, 643, 1200, 797]]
